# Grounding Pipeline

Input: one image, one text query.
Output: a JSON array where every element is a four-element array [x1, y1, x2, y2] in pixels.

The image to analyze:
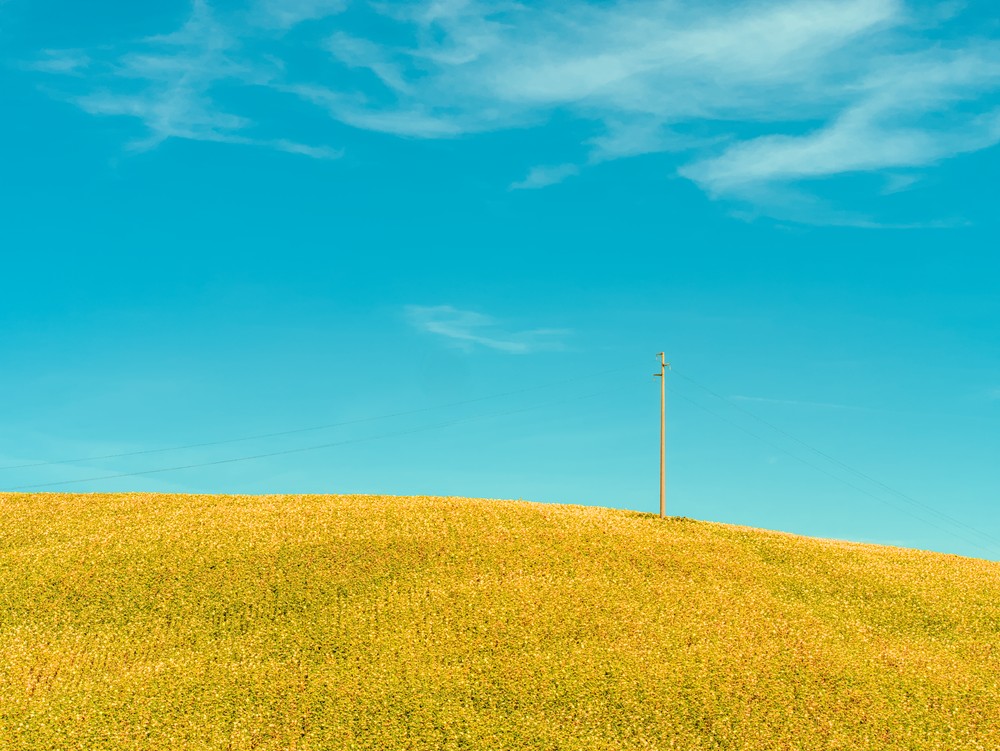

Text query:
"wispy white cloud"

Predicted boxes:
[[22, 0, 1000, 222], [327, 32, 412, 93], [25, 49, 90, 74], [586, 119, 705, 163], [270, 138, 342, 159], [681, 44, 1000, 216], [304, 0, 999, 221], [249, 0, 347, 30], [285, 83, 483, 137], [65, 0, 258, 150], [406, 305, 568, 354], [881, 173, 922, 195], [468, 0, 900, 111], [510, 163, 579, 190], [32, 0, 337, 157]]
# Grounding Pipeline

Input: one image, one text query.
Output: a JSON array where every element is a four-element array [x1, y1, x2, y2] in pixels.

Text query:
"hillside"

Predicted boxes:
[[1, 493, 998, 750]]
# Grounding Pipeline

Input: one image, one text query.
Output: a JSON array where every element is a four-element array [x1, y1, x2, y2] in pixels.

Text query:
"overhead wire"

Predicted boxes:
[[0, 365, 633, 472], [7, 357, 995, 558], [672, 366, 1000, 550], [8, 379, 639, 492], [668, 368, 1000, 557]]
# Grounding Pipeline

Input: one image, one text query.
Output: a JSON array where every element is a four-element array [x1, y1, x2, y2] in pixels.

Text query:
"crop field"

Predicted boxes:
[[1, 493, 998, 750]]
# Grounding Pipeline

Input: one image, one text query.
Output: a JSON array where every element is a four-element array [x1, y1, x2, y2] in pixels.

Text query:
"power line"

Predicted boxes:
[[8, 357, 995, 558], [669, 369, 1000, 556], [0, 366, 632, 473], [672, 366, 1000, 551], [668, 388, 1000, 559], [7, 382, 636, 492]]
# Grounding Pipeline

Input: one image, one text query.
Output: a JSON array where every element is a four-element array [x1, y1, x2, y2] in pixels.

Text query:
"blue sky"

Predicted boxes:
[[2, 0, 999, 560]]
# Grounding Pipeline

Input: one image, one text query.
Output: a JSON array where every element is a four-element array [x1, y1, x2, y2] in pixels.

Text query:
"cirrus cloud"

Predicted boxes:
[[406, 305, 569, 354], [21, 0, 1000, 224]]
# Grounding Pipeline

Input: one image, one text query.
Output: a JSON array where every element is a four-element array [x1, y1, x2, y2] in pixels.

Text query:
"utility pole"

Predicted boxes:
[[654, 353, 670, 518]]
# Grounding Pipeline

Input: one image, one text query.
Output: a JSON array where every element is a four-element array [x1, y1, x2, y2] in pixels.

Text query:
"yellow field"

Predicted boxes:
[[1, 493, 998, 750]]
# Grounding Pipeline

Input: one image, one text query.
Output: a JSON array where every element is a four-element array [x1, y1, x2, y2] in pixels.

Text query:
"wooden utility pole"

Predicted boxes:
[[654, 353, 670, 518]]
